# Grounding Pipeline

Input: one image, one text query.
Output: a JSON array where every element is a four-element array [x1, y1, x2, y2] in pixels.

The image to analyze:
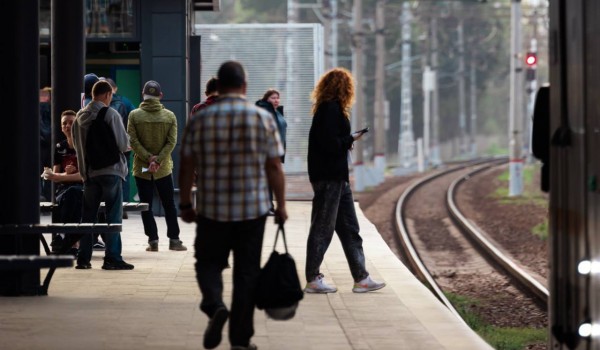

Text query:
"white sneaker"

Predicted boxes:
[[352, 275, 386, 293], [304, 274, 337, 293]]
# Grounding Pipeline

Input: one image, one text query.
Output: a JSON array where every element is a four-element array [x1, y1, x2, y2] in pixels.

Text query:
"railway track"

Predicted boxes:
[[393, 157, 547, 326]]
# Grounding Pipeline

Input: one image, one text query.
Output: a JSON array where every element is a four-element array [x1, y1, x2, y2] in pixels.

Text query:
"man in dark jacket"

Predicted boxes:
[[104, 77, 135, 207]]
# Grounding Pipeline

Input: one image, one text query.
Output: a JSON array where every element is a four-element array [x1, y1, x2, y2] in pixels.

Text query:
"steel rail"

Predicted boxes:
[[446, 161, 549, 304], [393, 157, 499, 325]]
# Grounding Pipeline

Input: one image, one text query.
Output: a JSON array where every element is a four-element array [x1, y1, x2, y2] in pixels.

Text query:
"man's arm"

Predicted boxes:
[[265, 156, 287, 223], [178, 128, 196, 223], [156, 113, 177, 164]]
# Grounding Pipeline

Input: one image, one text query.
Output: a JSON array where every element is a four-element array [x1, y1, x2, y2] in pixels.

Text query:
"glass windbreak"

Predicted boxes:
[[40, 0, 137, 39]]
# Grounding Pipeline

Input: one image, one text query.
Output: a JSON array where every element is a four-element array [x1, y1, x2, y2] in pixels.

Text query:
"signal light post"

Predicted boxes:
[[525, 43, 538, 163]]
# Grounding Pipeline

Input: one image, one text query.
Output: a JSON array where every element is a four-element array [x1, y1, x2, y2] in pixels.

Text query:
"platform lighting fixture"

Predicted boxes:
[[578, 322, 600, 338], [577, 259, 600, 275], [579, 323, 593, 338], [578, 260, 592, 275]]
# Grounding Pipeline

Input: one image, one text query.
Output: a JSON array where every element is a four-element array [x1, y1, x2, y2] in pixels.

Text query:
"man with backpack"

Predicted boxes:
[[72, 80, 134, 270]]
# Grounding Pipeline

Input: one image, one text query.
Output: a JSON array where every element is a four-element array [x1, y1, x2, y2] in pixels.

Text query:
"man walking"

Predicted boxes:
[[72, 80, 134, 270], [179, 61, 287, 350], [127, 80, 186, 252]]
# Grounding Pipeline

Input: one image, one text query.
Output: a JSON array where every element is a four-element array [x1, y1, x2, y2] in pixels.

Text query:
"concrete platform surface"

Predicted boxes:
[[0, 201, 492, 350]]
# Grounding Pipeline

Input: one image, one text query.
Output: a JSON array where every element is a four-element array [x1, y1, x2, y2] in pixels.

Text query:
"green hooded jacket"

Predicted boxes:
[[127, 98, 177, 180]]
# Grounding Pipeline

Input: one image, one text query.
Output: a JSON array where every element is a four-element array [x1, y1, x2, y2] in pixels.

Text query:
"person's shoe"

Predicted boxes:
[[75, 261, 91, 269], [169, 239, 187, 251], [92, 241, 105, 251], [204, 307, 229, 349], [122, 212, 128, 219], [231, 343, 258, 350], [50, 236, 63, 252], [146, 240, 159, 252], [352, 275, 386, 293], [102, 258, 134, 270], [304, 274, 337, 293]]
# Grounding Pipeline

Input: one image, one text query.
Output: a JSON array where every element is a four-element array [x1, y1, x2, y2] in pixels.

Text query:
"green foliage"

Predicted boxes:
[[194, 0, 520, 151], [484, 143, 509, 157], [532, 219, 548, 240], [445, 292, 547, 350]]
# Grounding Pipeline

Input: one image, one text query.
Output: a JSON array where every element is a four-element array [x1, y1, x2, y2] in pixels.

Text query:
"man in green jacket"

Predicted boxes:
[[127, 80, 187, 252]]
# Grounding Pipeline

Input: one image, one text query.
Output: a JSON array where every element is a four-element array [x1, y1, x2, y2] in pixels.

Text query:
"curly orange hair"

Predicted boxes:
[[311, 68, 355, 118]]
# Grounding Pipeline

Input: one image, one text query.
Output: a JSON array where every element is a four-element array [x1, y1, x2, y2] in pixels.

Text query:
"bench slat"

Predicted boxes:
[[0, 223, 122, 234], [40, 202, 148, 213], [0, 255, 73, 270]]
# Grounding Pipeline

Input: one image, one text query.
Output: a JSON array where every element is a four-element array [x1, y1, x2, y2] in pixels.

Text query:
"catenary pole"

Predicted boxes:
[[509, 0, 524, 196], [352, 0, 366, 191], [374, 0, 386, 184]]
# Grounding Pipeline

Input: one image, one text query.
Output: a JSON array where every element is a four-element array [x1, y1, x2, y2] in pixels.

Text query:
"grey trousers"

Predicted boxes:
[[305, 181, 369, 283]]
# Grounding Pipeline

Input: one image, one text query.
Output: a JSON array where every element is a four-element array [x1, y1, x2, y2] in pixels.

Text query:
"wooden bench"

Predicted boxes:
[[0, 223, 122, 295]]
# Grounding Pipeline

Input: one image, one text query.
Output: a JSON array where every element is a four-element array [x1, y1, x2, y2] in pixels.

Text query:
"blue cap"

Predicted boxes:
[[84, 73, 99, 97]]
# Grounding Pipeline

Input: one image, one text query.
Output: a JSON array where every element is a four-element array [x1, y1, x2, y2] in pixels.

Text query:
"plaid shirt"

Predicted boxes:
[[181, 94, 284, 222]]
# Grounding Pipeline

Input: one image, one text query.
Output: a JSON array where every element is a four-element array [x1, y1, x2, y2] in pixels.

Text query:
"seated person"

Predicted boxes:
[[42, 110, 83, 253]]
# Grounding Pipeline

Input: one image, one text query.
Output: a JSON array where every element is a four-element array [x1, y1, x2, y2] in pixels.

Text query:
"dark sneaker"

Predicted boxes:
[[50, 235, 63, 252], [204, 307, 229, 349], [75, 262, 91, 269], [146, 240, 159, 252], [122, 212, 128, 219], [169, 239, 187, 251], [93, 241, 105, 251], [102, 258, 134, 270], [231, 344, 257, 350]]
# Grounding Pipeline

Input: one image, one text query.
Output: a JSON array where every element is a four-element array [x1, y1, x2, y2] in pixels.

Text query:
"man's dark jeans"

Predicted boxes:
[[79, 175, 124, 264], [135, 174, 180, 242], [194, 215, 266, 347], [305, 180, 368, 283]]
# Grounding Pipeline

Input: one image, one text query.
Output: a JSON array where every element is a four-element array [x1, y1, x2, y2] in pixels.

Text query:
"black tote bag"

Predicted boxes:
[[255, 223, 303, 320]]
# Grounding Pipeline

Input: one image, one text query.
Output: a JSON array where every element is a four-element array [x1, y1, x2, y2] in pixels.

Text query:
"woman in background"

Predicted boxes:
[[256, 89, 287, 214]]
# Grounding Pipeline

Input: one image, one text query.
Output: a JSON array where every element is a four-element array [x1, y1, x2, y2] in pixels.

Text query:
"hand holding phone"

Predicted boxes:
[[352, 127, 370, 139]]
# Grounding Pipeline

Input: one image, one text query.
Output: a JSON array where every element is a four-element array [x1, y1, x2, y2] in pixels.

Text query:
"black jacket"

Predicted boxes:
[[307, 101, 354, 183]]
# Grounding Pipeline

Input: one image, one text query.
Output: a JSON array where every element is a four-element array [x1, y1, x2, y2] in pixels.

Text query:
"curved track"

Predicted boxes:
[[394, 157, 547, 325]]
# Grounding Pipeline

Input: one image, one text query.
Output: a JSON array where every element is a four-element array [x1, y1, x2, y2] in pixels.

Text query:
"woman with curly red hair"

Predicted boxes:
[[304, 68, 386, 294]]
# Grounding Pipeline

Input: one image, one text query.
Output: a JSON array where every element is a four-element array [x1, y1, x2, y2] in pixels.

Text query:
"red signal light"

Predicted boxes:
[[525, 52, 537, 67]]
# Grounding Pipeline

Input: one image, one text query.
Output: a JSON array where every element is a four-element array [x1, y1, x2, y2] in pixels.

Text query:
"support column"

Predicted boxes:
[[51, 0, 85, 159], [0, 0, 41, 296]]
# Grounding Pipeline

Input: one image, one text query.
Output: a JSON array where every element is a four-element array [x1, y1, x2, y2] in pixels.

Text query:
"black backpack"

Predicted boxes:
[[85, 107, 122, 170]]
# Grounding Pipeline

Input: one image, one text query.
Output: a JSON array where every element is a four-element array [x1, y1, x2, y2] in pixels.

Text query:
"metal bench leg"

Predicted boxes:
[[39, 267, 56, 295], [40, 234, 51, 255]]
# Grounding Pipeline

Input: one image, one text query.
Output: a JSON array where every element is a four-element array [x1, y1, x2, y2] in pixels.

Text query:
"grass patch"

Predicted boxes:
[[491, 165, 548, 208], [485, 143, 509, 157], [446, 292, 547, 350], [532, 219, 548, 240]]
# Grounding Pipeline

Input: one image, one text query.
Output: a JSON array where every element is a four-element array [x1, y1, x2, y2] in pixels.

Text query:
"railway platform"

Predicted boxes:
[[0, 201, 492, 350]]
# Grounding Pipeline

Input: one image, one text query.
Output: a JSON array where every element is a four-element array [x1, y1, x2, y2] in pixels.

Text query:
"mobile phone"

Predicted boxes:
[[357, 127, 370, 134]]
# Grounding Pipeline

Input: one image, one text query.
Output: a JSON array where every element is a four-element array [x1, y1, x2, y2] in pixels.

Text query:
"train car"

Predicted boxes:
[[547, 0, 600, 348]]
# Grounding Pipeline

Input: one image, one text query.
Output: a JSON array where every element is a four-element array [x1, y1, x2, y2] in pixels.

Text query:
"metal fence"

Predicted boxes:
[[194, 23, 325, 199]]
